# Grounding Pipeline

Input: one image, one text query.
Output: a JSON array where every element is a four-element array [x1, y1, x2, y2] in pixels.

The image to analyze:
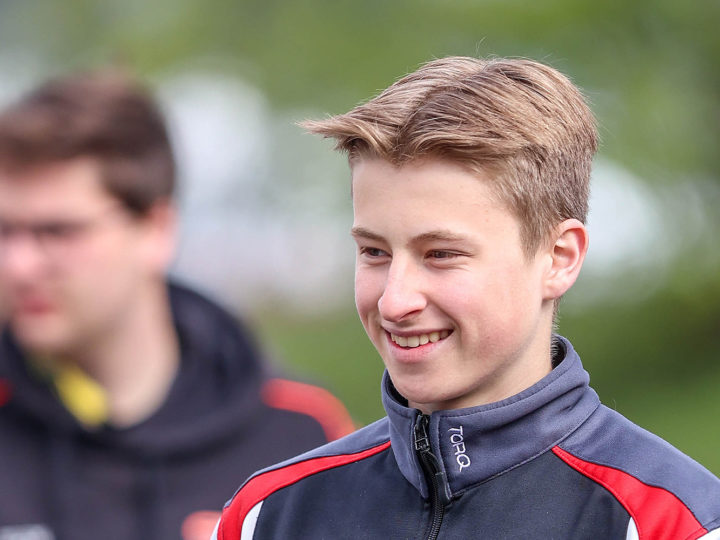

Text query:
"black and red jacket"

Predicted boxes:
[[0, 282, 354, 540], [215, 336, 720, 539]]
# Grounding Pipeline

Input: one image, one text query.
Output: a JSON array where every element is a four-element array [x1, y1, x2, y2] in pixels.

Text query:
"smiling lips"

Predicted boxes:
[[389, 330, 451, 349], [16, 297, 54, 315]]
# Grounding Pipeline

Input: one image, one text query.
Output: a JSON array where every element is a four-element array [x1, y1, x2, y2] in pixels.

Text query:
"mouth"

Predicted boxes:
[[388, 330, 451, 349], [16, 296, 54, 314]]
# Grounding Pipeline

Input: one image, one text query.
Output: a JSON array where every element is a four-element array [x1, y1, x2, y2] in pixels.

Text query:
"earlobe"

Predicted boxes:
[[140, 200, 178, 273], [543, 219, 588, 300]]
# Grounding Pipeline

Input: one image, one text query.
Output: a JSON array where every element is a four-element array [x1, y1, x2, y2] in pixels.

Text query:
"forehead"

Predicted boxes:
[[351, 156, 500, 195], [351, 157, 515, 233], [0, 158, 115, 217]]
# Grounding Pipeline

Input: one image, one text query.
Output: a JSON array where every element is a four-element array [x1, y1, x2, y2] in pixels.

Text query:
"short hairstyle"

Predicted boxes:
[[0, 68, 175, 215], [303, 56, 598, 256]]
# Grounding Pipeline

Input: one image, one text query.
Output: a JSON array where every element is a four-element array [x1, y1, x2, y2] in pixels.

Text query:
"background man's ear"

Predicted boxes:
[[139, 199, 178, 275], [542, 218, 588, 301]]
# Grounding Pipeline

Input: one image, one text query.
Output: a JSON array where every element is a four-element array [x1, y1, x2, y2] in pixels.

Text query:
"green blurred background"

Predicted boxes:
[[1, 0, 718, 473]]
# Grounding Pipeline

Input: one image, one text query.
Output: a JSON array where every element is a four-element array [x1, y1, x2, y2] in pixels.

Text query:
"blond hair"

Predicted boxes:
[[303, 56, 598, 256]]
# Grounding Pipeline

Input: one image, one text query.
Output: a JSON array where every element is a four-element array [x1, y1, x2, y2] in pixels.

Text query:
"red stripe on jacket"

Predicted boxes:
[[218, 440, 391, 540], [552, 446, 707, 540], [261, 378, 355, 441]]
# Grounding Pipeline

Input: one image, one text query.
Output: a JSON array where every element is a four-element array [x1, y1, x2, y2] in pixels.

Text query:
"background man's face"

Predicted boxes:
[[352, 158, 554, 413], [0, 158, 161, 357]]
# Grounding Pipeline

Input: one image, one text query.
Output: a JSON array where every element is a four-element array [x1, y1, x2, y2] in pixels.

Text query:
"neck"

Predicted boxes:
[[66, 282, 179, 427]]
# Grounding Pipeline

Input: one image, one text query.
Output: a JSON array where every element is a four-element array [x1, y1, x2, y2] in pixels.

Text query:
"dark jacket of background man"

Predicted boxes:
[[0, 282, 351, 540]]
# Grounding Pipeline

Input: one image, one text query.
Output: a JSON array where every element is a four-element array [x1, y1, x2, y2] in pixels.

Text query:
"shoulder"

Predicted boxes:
[[215, 418, 392, 540], [554, 404, 720, 538], [168, 280, 355, 442]]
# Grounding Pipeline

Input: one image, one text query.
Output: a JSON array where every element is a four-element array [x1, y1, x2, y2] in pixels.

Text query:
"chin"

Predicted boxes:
[[11, 321, 71, 357], [392, 379, 448, 409]]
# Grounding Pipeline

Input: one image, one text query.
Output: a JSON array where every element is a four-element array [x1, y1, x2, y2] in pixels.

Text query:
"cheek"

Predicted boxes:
[[354, 269, 383, 324], [87, 231, 146, 275], [485, 258, 536, 298], [481, 267, 542, 332], [71, 232, 125, 269], [432, 272, 487, 313], [64, 241, 143, 310], [442, 270, 531, 329]]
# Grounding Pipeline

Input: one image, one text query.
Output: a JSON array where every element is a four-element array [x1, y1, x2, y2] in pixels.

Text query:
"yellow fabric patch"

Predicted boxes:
[[53, 363, 109, 428]]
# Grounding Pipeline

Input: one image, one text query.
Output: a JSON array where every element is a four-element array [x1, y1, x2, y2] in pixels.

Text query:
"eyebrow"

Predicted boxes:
[[350, 227, 384, 241], [350, 227, 470, 244], [412, 230, 469, 243]]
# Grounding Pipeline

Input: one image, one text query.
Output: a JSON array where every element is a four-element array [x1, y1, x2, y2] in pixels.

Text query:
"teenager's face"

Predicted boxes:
[[0, 158, 170, 357], [352, 158, 556, 413]]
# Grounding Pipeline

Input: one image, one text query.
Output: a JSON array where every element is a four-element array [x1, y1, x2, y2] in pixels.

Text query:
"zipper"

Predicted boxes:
[[414, 414, 451, 540]]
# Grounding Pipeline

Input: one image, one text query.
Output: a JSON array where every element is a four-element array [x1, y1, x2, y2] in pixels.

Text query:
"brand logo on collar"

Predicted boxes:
[[448, 426, 471, 472]]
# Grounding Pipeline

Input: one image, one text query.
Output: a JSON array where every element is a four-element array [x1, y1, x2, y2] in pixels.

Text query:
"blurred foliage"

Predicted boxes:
[[2, 0, 718, 181], [1, 0, 719, 474]]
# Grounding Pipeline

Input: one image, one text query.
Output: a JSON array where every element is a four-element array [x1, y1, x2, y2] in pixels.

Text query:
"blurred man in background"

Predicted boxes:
[[0, 69, 353, 540]]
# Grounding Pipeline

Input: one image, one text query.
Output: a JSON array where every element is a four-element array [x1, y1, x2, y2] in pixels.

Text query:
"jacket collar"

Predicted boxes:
[[381, 336, 600, 499]]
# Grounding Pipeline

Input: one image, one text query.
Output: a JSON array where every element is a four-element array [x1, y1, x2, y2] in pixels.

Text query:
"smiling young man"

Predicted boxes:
[[214, 57, 720, 539], [0, 70, 354, 540]]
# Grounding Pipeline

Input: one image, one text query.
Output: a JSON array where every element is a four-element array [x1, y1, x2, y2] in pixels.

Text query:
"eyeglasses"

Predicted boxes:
[[0, 205, 128, 259]]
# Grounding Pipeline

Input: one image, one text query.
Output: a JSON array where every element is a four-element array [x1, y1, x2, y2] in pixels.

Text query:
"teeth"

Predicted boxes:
[[391, 331, 450, 348]]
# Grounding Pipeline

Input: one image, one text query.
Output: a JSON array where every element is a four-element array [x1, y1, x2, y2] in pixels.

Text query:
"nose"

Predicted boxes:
[[377, 258, 427, 323], [0, 234, 48, 282]]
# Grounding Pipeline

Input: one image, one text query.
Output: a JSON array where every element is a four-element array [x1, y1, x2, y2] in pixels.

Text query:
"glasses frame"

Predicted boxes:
[[0, 204, 130, 259]]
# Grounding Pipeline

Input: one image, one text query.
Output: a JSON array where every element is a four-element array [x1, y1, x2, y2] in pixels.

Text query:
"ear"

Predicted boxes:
[[137, 200, 178, 275], [542, 219, 588, 300]]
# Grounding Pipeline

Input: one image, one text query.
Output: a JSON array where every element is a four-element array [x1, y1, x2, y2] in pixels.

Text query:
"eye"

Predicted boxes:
[[357, 246, 391, 264], [35, 222, 87, 241], [359, 246, 388, 258], [427, 250, 457, 260]]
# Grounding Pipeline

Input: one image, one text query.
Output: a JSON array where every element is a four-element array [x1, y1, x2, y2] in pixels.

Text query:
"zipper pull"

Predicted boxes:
[[414, 414, 452, 506], [414, 414, 431, 452]]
